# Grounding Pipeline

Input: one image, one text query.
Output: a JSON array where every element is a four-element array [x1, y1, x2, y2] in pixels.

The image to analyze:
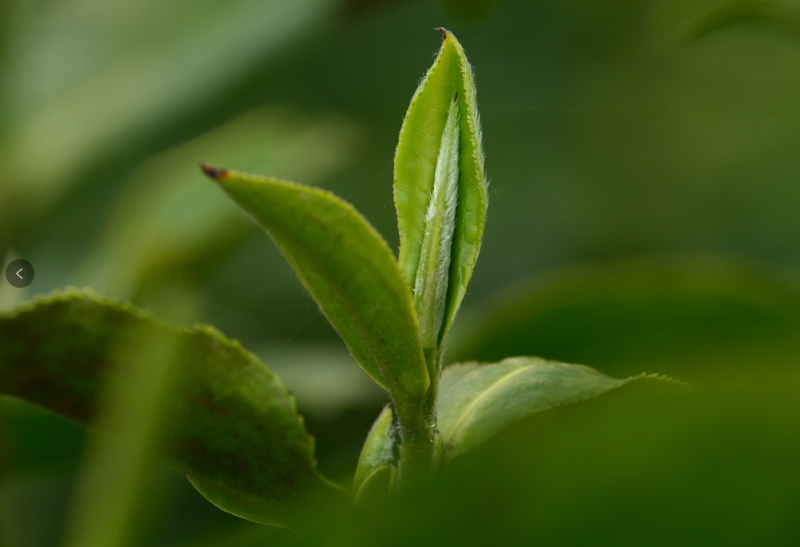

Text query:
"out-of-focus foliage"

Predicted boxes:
[[278, 368, 800, 547], [61, 297, 187, 547], [682, 1, 800, 41], [0, 0, 336, 220], [449, 258, 800, 384], [3, 0, 800, 544], [0, 291, 344, 527], [440, 0, 499, 21], [74, 107, 361, 301]]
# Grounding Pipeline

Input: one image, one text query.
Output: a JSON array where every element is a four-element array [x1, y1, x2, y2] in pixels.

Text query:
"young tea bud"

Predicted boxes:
[[414, 96, 460, 356], [395, 29, 488, 369]]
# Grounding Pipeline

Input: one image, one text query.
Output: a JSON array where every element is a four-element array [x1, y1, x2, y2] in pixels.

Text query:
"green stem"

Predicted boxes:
[[398, 421, 434, 484], [397, 347, 441, 486]]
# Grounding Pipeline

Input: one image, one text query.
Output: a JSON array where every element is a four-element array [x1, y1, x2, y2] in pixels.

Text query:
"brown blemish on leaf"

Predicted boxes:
[[200, 163, 229, 181]]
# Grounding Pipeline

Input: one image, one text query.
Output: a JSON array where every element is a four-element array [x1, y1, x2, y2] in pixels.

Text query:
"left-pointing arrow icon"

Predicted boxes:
[[6, 259, 34, 288]]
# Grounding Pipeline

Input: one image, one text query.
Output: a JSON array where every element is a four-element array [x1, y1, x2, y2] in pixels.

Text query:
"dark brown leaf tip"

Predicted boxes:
[[453, 92, 459, 103], [200, 163, 229, 181], [435, 27, 449, 39]]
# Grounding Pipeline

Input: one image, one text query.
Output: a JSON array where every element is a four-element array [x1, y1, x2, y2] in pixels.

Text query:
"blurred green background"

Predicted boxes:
[[2, 0, 800, 545]]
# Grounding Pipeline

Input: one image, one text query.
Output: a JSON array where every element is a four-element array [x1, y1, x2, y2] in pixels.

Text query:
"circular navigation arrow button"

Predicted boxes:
[[5, 259, 34, 288]]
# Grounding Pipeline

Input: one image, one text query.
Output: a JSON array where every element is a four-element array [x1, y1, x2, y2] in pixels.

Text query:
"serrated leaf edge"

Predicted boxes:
[[0, 287, 327, 479]]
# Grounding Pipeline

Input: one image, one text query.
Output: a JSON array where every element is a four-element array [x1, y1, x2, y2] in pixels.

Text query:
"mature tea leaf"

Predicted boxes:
[[448, 259, 800, 383], [394, 29, 487, 346], [353, 406, 396, 496], [204, 167, 429, 428], [438, 357, 675, 458], [0, 290, 343, 526], [62, 300, 188, 547], [306, 369, 800, 547]]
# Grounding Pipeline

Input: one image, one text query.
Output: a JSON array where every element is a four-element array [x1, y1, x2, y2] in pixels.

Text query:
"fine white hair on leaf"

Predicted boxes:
[[414, 95, 460, 363]]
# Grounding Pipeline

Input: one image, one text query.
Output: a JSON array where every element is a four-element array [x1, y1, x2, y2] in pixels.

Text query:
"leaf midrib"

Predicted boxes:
[[446, 363, 531, 447]]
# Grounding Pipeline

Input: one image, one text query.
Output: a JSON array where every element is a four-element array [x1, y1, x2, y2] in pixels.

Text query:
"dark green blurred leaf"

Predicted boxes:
[[687, 1, 800, 40], [0, 289, 344, 527], [207, 168, 429, 430], [439, 0, 499, 22], [178, 520, 280, 547], [353, 406, 395, 495], [62, 300, 187, 547], [438, 357, 673, 458], [449, 259, 800, 384], [295, 368, 800, 547], [394, 29, 487, 345]]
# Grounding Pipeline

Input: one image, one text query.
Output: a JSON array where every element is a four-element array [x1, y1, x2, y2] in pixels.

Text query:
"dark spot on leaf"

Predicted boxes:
[[200, 163, 229, 181]]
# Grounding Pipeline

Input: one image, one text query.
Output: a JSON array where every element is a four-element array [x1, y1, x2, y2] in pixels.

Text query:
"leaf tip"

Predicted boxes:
[[200, 162, 229, 181], [435, 27, 450, 40]]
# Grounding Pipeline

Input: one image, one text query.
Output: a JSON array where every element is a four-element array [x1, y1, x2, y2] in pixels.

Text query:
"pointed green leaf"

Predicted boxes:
[[394, 29, 488, 346], [438, 357, 678, 459], [353, 406, 396, 495], [204, 167, 429, 427], [0, 290, 344, 527], [354, 466, 395, 506], [77, 106, 361, 300]]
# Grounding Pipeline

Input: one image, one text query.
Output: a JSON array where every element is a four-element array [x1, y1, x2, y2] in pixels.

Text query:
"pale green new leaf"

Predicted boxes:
[[353, 406, 396, 495], [204, 167, 429, 426], [438, 357, 676, 459], [394, 29, 488, 346], [414, 97, 460, 357], [354, 466, 395, 506], [0, 290, 344, 527]]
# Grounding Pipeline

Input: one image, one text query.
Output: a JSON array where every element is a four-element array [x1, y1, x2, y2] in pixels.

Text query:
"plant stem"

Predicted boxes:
[[397, 347, 441, 486], [398, 421, 434, 483]]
